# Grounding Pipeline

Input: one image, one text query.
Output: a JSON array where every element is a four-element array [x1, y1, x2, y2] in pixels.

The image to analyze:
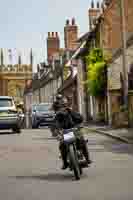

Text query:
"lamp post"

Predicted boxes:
[[37, 65, 41, 103], [39, 80, 41, 103], [49, 71, 54, 102], [59, 55, 64, 86], [119, 0, 128, 107]]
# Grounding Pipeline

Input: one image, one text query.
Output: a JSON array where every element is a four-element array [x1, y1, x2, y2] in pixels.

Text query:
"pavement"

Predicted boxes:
[[0, 128, 133, 199], [85, 124, 133, 144]]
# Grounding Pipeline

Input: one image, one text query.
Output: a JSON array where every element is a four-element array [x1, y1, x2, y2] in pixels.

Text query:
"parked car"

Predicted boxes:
[[31, 103, 55, 128], [0, 96, 22, 133]]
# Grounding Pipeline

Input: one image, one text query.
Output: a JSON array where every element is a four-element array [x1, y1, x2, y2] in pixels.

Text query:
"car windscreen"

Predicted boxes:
[[0, 98, 13, 107], [35, 104, 52, 112]]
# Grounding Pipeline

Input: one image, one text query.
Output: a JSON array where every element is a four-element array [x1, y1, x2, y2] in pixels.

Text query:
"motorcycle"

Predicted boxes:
[[57, 127, 89, 180]]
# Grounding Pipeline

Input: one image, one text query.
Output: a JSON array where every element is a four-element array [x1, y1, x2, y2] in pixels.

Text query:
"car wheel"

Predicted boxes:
[[12, 126, 21, 134], [32, 124, 38, 129]]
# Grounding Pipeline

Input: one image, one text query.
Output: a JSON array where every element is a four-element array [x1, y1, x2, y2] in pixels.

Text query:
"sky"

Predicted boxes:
[[0, 0, 102, 71]]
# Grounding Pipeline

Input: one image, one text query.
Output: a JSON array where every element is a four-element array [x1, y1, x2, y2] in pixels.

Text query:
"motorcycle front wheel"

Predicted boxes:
[[68, 145, 80, 180]]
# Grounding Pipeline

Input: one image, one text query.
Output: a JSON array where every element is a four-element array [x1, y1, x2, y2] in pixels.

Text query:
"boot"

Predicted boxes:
[[80, 137, 92, 164]]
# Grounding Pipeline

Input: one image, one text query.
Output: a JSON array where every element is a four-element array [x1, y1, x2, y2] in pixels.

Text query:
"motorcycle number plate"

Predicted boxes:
[[64, 132, 75, 141]]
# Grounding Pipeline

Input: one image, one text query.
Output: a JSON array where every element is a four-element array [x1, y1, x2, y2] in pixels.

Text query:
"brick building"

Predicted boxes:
[[100, 0, 133, 126], [100, 0, 133, 52]]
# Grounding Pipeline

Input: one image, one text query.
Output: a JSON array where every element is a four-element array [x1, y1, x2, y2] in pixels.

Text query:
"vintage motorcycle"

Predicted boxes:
[[57, 127, 89, 180]]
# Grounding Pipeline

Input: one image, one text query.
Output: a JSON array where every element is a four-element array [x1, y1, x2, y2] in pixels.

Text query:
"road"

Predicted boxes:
[[0, 128, 133, 200]]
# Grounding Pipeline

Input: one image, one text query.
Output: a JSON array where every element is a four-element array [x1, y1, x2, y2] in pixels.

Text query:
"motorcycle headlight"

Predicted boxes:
[[8, 110, 18, 114]]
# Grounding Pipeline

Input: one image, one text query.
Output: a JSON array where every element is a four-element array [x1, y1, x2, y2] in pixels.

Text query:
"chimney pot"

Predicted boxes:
[[97, 1, 100, 9], [72, 18, 75, 25], [48, 32, 50, 37], [52, 32, 54, 37], [55, 32, 58, 37], [66, 19, 69, 25]]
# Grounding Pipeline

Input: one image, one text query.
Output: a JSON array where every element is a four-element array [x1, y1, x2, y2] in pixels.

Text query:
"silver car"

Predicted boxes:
[[0, 96, 21, 133]]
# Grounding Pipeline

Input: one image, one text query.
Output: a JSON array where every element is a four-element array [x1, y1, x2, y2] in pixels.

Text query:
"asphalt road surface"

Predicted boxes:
[[0, 128, 133, 200]]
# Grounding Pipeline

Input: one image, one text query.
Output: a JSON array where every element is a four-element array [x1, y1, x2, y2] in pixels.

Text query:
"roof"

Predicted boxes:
[[77, 32, 90, 43], [58, 75, 77, 93], [65, 41, 87, 67]]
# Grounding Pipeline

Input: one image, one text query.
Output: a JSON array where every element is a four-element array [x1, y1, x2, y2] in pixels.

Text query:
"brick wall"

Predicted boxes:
[[101, 0, 133, 52]]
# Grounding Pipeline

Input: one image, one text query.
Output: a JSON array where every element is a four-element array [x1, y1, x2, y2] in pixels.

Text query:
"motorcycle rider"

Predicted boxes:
[[52, 94, 92, 169]]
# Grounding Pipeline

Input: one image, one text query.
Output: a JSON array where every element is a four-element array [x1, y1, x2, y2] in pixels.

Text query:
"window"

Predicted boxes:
[[35, 104, 52, 112], [0, 98, 13, 107]]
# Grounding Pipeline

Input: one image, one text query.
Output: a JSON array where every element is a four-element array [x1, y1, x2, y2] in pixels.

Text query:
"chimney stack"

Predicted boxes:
[[47, 32, 60, 64], [64, 18, 78, 50], [88, 1, 101, 30]]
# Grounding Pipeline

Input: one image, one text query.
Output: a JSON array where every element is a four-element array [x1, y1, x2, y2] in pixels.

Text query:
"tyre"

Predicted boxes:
[[32, 124, 38, 129], [68, 145, 80, 180], [12, 126, 21, 134], [32, 125, 37, 129]]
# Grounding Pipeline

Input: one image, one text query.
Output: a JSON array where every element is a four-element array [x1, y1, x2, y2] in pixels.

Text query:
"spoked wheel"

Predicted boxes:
[[69, 145, 80, 180]]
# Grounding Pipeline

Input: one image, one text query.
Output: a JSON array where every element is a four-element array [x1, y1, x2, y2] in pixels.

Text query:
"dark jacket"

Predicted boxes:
[[55, 108, 83, 129]]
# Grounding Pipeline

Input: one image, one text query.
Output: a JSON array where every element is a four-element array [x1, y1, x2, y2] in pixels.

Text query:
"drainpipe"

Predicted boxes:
[[83, 59, 90, 122]]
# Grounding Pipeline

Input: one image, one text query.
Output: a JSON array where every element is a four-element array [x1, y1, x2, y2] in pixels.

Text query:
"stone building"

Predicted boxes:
[[0, 49, 33, 105]]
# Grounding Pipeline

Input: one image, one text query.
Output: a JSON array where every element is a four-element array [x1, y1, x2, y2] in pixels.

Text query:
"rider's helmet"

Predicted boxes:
[[56, 94, 63, 101]]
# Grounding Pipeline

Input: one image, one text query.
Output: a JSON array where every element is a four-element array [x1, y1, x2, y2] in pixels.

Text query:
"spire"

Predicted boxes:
[[30, 48, 33, 67], [18, 52, 22, 65], [1, 48, 4, 66]]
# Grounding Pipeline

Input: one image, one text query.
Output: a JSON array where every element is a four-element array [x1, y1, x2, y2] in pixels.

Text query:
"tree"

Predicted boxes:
[[85, 48, 110, 97]]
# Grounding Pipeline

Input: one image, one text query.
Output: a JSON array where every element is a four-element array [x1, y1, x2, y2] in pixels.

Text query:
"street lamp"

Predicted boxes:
[[59, 55, 64, 86], [49, 71, 54, 102], [119, 0, 128, 107]]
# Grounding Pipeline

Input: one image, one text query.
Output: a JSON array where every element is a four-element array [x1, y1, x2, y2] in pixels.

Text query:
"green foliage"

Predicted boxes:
[[85, 48, 109, 97]]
